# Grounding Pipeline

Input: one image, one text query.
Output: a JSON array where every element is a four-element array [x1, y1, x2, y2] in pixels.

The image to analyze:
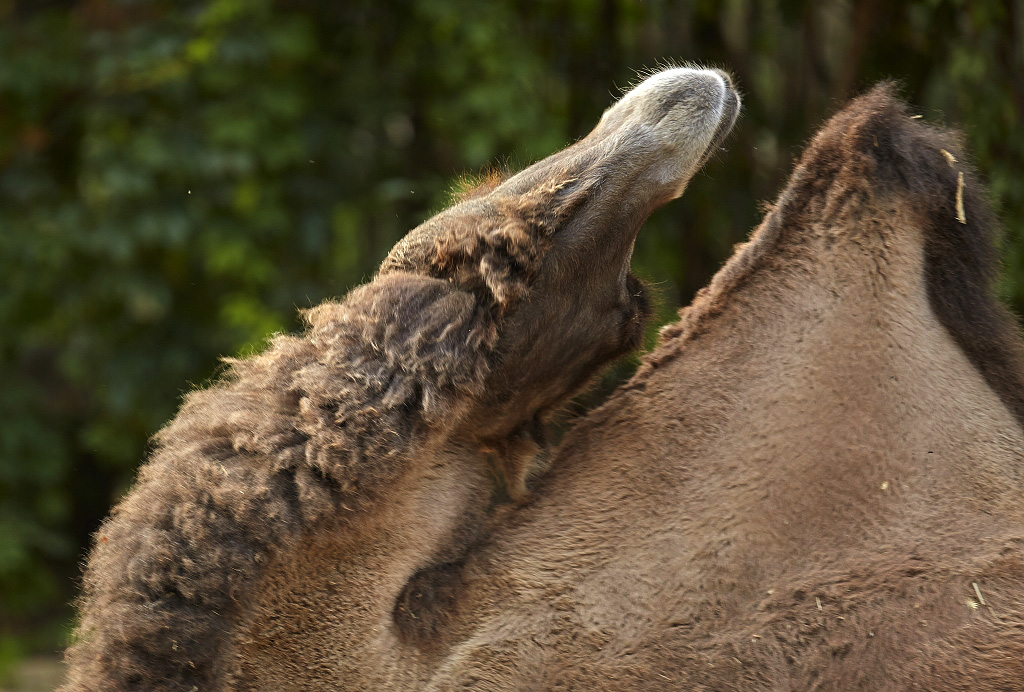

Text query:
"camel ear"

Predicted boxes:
[[477, 218, 539, 306], [382, 174, 595, 309], [435, 216, 546, 309]]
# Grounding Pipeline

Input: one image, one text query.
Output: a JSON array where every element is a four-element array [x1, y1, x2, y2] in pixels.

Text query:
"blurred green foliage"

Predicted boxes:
[[1, 0, 1021, 664]]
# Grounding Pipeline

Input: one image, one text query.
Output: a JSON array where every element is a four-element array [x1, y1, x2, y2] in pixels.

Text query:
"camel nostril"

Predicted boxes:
[[649, 84, 706, 121]]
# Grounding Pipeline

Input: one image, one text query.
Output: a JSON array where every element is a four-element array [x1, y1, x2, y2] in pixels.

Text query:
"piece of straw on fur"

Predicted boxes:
[[939, 149, 967, 224], [973, 582, 987, 606], [955, 172, 967, 225]]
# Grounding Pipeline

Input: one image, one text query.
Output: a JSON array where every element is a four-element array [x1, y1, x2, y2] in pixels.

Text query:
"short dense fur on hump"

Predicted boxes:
[[784, 83, 1024, 425], [657, 83, 1024, 424], [62, 67, 739, 691]]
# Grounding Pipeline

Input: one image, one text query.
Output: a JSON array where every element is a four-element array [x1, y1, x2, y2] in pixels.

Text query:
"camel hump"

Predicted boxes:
[[767, 84, 1024, 429], [783, 83, 986, 230]]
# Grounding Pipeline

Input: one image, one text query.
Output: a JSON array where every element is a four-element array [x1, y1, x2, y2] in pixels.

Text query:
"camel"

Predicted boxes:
[[60, 67, 741, 692], [219, 86, 1024, 690]]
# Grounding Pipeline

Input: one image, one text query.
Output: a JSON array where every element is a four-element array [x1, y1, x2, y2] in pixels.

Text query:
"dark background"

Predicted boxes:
[[2, 0, 1022, 677]]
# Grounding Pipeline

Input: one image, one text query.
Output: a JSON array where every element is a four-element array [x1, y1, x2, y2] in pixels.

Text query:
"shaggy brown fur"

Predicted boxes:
[[61, 67, 739, 691], [413, 84, 1024, 690]]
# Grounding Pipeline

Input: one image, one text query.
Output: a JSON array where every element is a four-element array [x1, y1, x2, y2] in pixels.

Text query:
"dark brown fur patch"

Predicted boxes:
[[393, 560, 466, 648]]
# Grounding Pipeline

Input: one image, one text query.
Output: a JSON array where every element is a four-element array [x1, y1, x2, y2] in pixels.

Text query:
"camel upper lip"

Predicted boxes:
[[696, 81, 740, 170]]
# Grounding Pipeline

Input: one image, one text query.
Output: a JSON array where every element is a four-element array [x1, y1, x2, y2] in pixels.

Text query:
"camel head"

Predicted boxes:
[[381, 67, 739, 484], [59, 67, 740, 692]]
